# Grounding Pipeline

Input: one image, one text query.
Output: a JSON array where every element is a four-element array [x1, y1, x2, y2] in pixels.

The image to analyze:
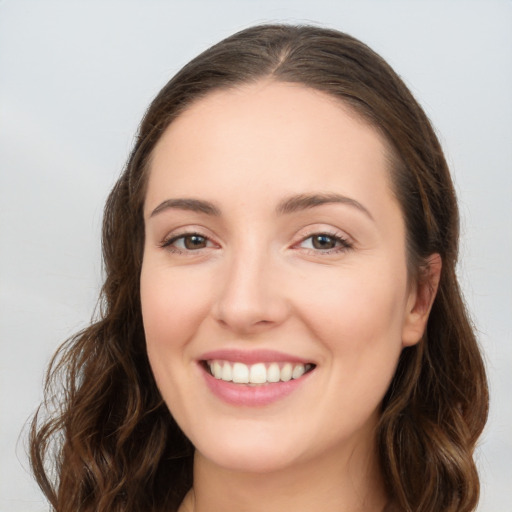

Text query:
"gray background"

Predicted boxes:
[[1, 1, 511, 510]]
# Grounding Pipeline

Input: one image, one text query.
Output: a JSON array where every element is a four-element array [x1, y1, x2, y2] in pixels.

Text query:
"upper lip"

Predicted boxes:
[[199, 349, 314, 365]]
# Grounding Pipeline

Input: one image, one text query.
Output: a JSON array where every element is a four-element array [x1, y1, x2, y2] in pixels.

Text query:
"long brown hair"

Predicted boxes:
[[30, 24, 488, 512]]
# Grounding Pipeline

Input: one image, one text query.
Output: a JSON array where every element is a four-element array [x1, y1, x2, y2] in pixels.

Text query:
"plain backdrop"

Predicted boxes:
[[1, 1, 511, 511]]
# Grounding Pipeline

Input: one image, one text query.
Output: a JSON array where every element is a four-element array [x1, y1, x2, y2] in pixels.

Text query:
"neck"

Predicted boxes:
[[179, 438, 388, 512]]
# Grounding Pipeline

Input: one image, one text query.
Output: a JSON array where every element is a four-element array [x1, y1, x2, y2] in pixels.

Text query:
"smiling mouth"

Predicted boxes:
[[203, 360, 316, 385]]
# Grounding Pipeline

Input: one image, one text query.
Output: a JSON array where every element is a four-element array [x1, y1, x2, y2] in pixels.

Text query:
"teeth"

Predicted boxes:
[[292, 364, 306, 379], [207, 360, 312, 384], [232, 362, 249, 383], [267, 362, 280, 383], [212, 361, 222, 379], [249, 363, 267, 384], [221, 361, 232, 381], [280, 363, 292, 382]]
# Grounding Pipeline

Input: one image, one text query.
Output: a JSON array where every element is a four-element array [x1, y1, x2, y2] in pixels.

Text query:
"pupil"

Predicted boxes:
[[185, 235, 206, 250], [312, 235, 335, 250]]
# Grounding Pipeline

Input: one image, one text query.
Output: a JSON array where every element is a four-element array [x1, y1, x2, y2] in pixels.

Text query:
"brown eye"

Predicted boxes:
[[183, 234, 208, 250], [311, 234, 337, 250], [297, 232, 352, 253], [162, 233, 213, 252]]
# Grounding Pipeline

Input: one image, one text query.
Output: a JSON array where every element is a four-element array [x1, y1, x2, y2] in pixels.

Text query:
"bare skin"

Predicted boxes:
[[141, 81, 440, 512], [177, 437, 389, 512]]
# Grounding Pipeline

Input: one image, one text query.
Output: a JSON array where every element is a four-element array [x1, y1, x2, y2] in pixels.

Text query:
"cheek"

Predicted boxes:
[[292, 264, 408, 430], [140, 263, 215, 422], [140, 264, 211, 347], [140, 263, 215, 408], [293, 260, 408, 386], [302, 264, 406, 335]]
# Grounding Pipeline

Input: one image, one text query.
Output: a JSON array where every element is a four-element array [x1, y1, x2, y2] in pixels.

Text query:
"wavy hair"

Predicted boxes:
[[30, 24, 488, 512]]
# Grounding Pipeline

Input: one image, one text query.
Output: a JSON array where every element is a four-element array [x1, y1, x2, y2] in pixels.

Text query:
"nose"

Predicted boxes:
[[212, 246, 290, 335]]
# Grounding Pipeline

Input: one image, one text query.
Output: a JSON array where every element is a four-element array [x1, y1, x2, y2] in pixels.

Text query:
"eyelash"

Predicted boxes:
[[296, 231, 353, 254], [159, 232, 214, 254], [159, 230, 352, 255]]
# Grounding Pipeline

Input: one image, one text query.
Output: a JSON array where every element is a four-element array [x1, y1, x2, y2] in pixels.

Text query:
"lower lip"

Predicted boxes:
[[200, 365, 313, 407]]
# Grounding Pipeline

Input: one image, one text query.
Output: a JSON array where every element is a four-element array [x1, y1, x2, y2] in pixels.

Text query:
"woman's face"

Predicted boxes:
[[141, 81, 427, 474]]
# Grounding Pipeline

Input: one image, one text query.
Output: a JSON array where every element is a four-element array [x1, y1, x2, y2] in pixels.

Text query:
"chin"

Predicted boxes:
[[190, 422, 311, 474], [199, 445, 303, 474]]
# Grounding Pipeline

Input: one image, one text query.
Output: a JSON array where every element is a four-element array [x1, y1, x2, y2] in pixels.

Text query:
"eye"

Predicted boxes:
[[298, 233, 352, 253], [161, 233, 215, 252]]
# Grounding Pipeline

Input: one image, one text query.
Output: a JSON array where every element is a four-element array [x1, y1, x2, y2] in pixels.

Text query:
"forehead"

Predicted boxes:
[[153, 80, 387, 156], [145, 81, 398, 220]]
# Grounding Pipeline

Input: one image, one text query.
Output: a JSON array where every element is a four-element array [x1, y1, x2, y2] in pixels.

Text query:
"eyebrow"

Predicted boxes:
[[276, 193, 374, 220], [150, 198, 221, 217], [149, 193, 373, 220]]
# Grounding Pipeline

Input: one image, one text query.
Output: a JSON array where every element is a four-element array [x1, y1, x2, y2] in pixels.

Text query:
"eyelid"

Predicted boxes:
[[157, 224, 353, 255], [292, 226, 354, 254], [159, 227, 220, 253]]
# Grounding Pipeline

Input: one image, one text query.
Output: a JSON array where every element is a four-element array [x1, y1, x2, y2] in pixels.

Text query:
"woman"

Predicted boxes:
[[30, 24, 488, 512]]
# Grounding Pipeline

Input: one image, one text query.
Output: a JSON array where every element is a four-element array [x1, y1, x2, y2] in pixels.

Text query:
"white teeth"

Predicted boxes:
[[249, 363, 267, 384], [292, 364, 305, 379], [232, 362, 249, 383], [280, 363, 292, 382], [207, 360, 312, 384], [221, 361, 232, 381], [267, 362, 281, 383], [212, 360, 222, 379]]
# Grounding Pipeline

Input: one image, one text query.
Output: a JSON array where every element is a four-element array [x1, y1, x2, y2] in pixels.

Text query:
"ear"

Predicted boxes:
[[402, 253, 442, 347]]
